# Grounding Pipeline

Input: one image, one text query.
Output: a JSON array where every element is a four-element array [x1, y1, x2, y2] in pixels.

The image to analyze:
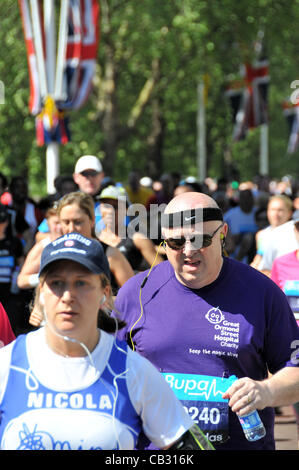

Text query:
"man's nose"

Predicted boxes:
[[183, 240, 196, 255]]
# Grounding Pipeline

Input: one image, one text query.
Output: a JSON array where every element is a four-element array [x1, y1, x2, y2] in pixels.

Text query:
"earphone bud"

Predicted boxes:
[[101, 294, 106, 304], [220, 233, 224, 240]]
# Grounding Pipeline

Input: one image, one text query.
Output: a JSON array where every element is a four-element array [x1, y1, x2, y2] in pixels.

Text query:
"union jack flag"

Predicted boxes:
[[19, 0, 42, 115], [61, 0, 100, 110], [226, 59, 269, 141], [19, 0, 100, 146]]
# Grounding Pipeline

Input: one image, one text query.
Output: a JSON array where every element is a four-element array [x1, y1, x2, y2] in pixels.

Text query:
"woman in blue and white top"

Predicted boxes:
[[0, 233, 209, 451]]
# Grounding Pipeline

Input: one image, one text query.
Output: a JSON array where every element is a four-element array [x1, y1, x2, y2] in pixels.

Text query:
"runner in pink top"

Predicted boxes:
[[271, 216, 299, 327], [0, 303, 15, 348]]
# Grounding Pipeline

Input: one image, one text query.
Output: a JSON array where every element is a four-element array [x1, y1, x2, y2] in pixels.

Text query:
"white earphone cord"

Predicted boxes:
[[42, 298, 129, 450]]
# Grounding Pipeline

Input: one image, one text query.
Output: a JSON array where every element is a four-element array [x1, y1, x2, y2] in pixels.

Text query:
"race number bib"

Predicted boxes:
[[284, 280, 299, 324], [162, 373, 236, 444]]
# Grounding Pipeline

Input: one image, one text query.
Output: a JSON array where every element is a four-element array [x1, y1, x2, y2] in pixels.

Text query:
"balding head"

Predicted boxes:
[[161, 192, 227, 289], [165, 192, 219, 214], [161, 192, 223, 234]]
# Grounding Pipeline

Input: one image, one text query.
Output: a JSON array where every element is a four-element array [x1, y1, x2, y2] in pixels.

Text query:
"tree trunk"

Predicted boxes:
[[147, 97, 165, 179]]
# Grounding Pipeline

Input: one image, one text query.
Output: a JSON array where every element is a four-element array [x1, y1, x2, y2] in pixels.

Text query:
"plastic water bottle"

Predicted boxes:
[[238, 410, 266, 441]]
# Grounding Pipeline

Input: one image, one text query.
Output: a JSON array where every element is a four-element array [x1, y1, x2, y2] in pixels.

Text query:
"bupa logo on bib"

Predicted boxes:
[[205, 307, 224, 324]]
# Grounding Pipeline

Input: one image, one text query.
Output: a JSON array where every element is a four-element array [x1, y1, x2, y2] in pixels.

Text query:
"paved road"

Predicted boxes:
[[274, 406, 298, 450]]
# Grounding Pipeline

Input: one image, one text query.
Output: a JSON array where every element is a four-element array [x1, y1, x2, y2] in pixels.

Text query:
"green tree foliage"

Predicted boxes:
[[0, 0, 298, 198]]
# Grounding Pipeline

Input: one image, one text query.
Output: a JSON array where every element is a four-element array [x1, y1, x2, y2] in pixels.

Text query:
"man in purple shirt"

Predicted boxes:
[[114, 191, 299, 450]]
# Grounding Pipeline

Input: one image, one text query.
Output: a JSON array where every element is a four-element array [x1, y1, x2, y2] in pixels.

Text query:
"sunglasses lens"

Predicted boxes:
[[202, 235, 212, 248], [189, 235, 203, 249], [81, 170, 98, 177], [166, 238, 186, 250]]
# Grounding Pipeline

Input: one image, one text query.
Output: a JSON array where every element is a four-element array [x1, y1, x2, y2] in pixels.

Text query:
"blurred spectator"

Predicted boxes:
[[211, 177, 234, 214], [251, 195, 293, 270], [99, 176, 116, 191], [258, 211, 299, 277], [9, 176, 43, 249], [126, 171, 154, 207], [2, 203, 29, 243], [139, 176, 153, 189], [144, 174, 176, 245], [204, 177, 217, 193], [225, 180, 240, 208], [0, 204, 25, 335], [212, 177, 229, 201], [0, 177, 31, 257], [18, 206, 63, 291], [73, 155, 105, 198], [0, 302, 15, 348], [0, 172, 12, 205], [173, 177, 204, 198], [37, 155, 105, 239], [275, 175, 293, 196], [38, 175, 78, 211], [293, 189, 299, 212], [97, 185, 164, 272], [145, 173, 174, 209], [253, 193, 271, 231], [173, 183, 195, 198], [224, 189, 258, 263], [270, 215, 299, 321]]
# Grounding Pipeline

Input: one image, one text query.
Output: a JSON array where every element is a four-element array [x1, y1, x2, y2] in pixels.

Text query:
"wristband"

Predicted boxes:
[[28, 273, 39, 287]]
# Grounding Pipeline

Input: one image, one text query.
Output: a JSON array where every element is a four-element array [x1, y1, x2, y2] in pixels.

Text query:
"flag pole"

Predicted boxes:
[[197, 78, 207, 182], [29, 0, 48, 98], [55, 0, 70, 101], [44, 0, 59, 194], [259, 123, 269, 175]]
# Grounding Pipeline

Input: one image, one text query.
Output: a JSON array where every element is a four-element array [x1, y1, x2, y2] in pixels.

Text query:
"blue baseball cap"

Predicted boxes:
[[39, 233, 110, 279]]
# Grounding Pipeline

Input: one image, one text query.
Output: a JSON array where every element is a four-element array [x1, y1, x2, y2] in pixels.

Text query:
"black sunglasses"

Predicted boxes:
[[164, 223, 224, 251], [80, 170, 99, 178]]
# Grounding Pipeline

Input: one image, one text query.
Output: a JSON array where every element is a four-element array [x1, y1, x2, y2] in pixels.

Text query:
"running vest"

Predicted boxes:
[[0, 335, 142, 450]]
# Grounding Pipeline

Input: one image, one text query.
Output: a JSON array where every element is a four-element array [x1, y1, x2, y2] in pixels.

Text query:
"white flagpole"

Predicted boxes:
[[44, 0, 56, 95], [54, 0, 70, 101], [29, 0, 48, 99], [44, 0, 59, 194]]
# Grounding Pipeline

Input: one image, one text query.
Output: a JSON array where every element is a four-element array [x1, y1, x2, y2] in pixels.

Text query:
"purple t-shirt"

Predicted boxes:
[[114, 257, 299, 450]]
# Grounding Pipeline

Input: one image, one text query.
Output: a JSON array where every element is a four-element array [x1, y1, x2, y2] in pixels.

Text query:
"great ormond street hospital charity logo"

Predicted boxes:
[[205, 307, 224, 324]]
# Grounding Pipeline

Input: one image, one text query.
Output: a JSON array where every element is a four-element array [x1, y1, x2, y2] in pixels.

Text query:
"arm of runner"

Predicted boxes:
[[223, 367, 299, 416], [17, 242, 43, 289], [166, 424, 214, 450]]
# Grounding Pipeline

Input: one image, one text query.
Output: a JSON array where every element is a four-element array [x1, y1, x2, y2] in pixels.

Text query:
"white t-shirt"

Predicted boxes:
[[258, 221, 298, 270], [0, 328, 192, 450]]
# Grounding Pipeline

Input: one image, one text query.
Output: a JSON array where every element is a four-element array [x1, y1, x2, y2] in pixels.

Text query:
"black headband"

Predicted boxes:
[[161, 207, 223, 229]]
